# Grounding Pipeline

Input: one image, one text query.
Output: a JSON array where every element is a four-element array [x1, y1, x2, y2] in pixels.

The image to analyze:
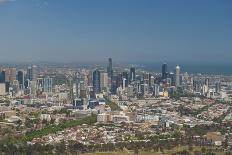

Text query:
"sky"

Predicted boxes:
[[0, 0, 231, 63]]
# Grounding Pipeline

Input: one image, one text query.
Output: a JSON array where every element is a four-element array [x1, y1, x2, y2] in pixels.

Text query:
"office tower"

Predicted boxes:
[[4, 68, 16, 83], [17, 70, 24, 89], [9, 68, 16, 83], [141, 83, 149, 96], [162, 63, 168, 79], [93, 69, 101, 93], [205, 78, 209, 87], [107, 58, 113, 79], [143, 73, 151, 86], [12, 80, 19, 94], [116, 73, 122, 88], [43, 76, 53, 93], [129, 67, 135, 82], [32, 65, 37, 81], [169, 72, 175, 86], [215, 81, 221, 93], [27, 65, 37, 81], [100, 72, 108, 91], [27, 67, 33, 81], [150, 76, 155, 86], [203, 78, 209, 95], [110, 76, 117, 94], [87, 73, 93, 86], [122, 71, 129, 87], [0, 71, 5, 83], [24, 79, 30, 89], [122, 78, 127, 89], [167, 78, 172, 86], [175, 65, 180, 87], [4, 69, 10, 82], [5, 82, 10, 93], [153, 84, 160, 97], [30, 81, 37, 96]]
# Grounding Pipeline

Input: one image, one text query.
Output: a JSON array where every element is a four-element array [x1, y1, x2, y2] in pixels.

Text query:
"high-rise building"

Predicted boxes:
[[116, 73, 122, 88], [175, 65, 180, 87], [169, 72, 175, 86], [27, 67, 33, 81], [3, 68, 16, 83], [32, 65, 37, 81], [153, 84, 160, 97], [27, 65, 37, 81], [215, 81, 221, 93], [9, 68, 16, 83], [162, 63, 168, 79], [129, 67, 135, 82], [0, 83, 6, 96], [122, 71, 129, 87], [205, 78, 209, 87], [100, 72, 108, 91], [93, 69, 101, 93], [17, 70, 24, 90], [43, 76, 53, 93], [143, 73, 151, 86], [0, 71, 5, 83], [107, 58, 113, 79], [122, 78, 127, 89]]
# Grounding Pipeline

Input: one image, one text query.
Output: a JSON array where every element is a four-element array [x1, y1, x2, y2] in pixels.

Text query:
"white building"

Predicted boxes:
[[0, 83, 6, 96]]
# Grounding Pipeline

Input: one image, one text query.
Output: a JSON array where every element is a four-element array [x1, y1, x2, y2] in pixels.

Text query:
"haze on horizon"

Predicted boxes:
[[0, 0, 231, 63]]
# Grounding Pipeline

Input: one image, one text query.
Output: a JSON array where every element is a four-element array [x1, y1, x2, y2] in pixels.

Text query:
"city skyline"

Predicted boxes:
[[0, 0, 231, 63]]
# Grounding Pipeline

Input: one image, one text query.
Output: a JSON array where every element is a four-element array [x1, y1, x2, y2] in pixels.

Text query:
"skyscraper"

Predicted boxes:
[[129, 67, 135, 82], [107, 58, 113, 79], [27, 67, 33, 81], [3, 68, 16, 83], [93, 69, 101, 93], [100, 72, 108, 91], [122, 71, 129, 87], [205, 78, 209, 87], [9, 68, 16, 83], [162, 63, 168, 79], [116, 73, 122, 88], [17, 70, 24, 89], [215, 81, 221, 93], [0, 71, 5, 83], [43, 76, 53, 93], [32, 65, 37, 81], [175, 65, 180, 87], [27, 65, 37, 81]]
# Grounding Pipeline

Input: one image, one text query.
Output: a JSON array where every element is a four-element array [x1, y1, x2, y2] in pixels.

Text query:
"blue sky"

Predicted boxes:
[[0, 0, 231, 63]]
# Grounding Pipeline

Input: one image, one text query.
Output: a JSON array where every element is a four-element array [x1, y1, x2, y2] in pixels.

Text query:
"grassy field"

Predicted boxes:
[[82, 146, 226, 155]]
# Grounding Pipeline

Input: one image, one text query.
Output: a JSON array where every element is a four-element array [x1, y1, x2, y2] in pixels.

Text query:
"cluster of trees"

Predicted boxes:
[[22, 114, 97, 142], [104, 97, 121, 111], [0, 143, 67, 155], [0, 128, 231, 155], [183, 124, 229, 137], [0, 114, 97, 145], [52, 108, 71, 116]]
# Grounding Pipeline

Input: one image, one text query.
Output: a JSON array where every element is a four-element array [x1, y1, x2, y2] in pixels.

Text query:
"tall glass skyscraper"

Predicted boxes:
[[27, 65, 37, 81], [162, 63, 168, 79], [93, 69, 101, 93], [0, 71, 5, 83], [43, 76, 53, 93], [107, 58, 113, 79], [130, 67, 135, 82], [17, 70, 24, 89]]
